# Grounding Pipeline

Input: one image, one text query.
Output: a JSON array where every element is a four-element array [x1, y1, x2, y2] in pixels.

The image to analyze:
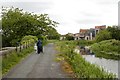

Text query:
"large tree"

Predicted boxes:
[[2, 7, 59, 47]]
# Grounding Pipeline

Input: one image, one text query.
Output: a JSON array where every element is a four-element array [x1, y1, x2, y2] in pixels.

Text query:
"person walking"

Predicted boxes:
[[37, 39, 43, 54]]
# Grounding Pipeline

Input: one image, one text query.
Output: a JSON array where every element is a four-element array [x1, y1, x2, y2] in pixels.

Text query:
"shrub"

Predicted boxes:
[[2, 46, 34, 75], [95, 30, 112, 42], [77, 40, 95, 46], [21, 35, 38, 45], [91, 39, 120, 60]]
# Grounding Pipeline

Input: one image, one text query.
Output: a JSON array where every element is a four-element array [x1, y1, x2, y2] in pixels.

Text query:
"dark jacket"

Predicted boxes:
[[37, 40, 42, 47]]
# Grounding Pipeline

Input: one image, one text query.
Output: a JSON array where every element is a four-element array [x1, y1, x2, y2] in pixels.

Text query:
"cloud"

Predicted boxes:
[[0, 0, 118, 34], [76, 19, 102, 24], [91, 0, 119, 5], [1, 2, 53, 13], [80, 12, 101, 17]]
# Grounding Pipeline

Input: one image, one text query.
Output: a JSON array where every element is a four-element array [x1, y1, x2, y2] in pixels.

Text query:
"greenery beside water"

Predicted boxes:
[[91, 39, 120, 60], [55, 41, 116, 78]]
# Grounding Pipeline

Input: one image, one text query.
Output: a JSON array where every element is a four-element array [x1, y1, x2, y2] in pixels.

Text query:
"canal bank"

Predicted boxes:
[[74, 47, 119, 78], [82, 55, 118, 78]]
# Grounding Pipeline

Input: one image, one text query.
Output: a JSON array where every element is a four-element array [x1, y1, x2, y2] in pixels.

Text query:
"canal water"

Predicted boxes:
[[82, 55, 118, 77]]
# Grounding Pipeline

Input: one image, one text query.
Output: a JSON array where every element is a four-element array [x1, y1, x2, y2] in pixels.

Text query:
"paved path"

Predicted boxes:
[[3, 43, 69, 78]]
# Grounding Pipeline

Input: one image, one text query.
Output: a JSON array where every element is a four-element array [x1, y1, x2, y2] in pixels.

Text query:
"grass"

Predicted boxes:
[[77, 40, 95, 46], [91, 39, 120, 60], [2, 46, 34, 75], [55, 41, 116, 78], [47, 40, 59, 44]]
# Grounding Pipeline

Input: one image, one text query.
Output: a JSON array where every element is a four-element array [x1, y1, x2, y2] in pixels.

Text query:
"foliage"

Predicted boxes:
[[21, 35, 38, 45], [2, 46, 34, 75], [95, 26, 120, 42], [2, 7, 59, 47], [107, 26, 120, 40], [46, 26, 60, 40], [65, 34, 74, 40], [47, 40, 59, 43], [55, 41, 116, 78], [95, 30, 112, 42], [77, 40, 95, 46], [91, 39, 120, 60]]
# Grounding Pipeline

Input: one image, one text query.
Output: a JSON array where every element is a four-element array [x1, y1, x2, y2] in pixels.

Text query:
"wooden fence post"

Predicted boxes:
[[26, 42, 27, 49], [20, 43, 21, 52], [16, 42, 18, 52]]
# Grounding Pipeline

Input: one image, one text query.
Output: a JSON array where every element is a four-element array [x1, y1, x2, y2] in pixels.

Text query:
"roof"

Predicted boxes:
[[79, 29, 89, 33], [74, 33, 84, 37], [95, 25, 106, 29]]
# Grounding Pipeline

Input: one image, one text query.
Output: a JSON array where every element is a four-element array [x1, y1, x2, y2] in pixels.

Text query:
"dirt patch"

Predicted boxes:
[[60, 60, 76, 78]]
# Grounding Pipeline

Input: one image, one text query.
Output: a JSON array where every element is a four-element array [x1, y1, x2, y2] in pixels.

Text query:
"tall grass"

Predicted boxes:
[[91, 39, 120, 60], [55, 41, 116, 78], [76, 40, 95, 46], [2, 46, 34, 75]]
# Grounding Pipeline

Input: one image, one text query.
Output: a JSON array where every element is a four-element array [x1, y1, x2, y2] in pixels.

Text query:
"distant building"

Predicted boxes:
[[95, 25, 106, 36], [89, 28, 95, 40], [74, 25, 106, 40], [79, 29, 89, 34], [74, 33, 84, 40], [61, 25, 106, 41]]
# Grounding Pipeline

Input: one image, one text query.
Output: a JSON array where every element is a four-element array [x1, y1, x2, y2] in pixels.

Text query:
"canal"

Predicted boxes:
[[75, 46, 119, 78], [82, 54, 118, 77]]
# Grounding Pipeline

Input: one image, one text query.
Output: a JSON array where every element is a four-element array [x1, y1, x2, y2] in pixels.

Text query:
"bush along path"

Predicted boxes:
[[2, 46, 34, 76], [2, 43, 69, 78], [55, 41, 116, 79], [2, 35, 37, 76]]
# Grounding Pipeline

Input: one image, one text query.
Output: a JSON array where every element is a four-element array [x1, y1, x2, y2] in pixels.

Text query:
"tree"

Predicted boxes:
[[107, 26, 120, 40], [2, 7, 59, 47], [95, 30, 112, 42], [65, 34, 74, 40], [46, 26, 60, 40]]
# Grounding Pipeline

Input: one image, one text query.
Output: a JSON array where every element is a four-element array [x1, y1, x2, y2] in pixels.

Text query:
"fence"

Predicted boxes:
[[0, 41, 35, 57]]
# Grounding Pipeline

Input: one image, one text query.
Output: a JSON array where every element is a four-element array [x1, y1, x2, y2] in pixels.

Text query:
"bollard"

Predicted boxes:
[[16, 46, 17, 52], [23, 42, 25, 49], [16, 42, 19, 52], [27, 42, 28, 48], [28, 41, 29, 47], [20, 43, 21, 52], [26, 42, 27, 49]]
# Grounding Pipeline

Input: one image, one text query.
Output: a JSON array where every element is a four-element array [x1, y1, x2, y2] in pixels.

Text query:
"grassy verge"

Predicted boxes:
[[55, 41, 116, 78], [2, 46, 34, 75], [91, 39, 120, 60], [76, 40, 95, 46], [47, 40, 59, 43]]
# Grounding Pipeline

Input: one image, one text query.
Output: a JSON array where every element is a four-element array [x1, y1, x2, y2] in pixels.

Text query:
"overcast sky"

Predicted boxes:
[[1, 0, 119, 35]]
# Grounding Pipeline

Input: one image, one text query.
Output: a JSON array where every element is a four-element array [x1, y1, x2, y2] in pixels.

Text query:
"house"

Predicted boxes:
[[74, 33, 84, 40], [74, 29, 89, 40], [79, 29, 89, 34], [60, 25, 106, 41], [74, 25, 106, 40], [89, 28, 95, 40], [95, 25, 106, 36]]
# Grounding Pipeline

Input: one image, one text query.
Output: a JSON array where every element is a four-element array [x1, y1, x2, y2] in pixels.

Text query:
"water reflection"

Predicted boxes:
[[82, 55, 118, 77], [75, 46, 119, 77]]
